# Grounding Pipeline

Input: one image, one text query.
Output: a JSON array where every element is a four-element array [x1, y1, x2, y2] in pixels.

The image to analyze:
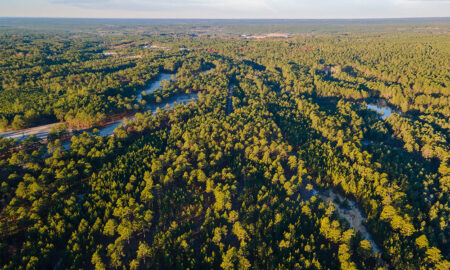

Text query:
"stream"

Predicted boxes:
[[136, 73, 174, 101], [96, 92, 198, 137], [3, 72, 198, 151], [0, 73, 193, 141], [299, 182, 381, 254], [319, 189, 381, 253]]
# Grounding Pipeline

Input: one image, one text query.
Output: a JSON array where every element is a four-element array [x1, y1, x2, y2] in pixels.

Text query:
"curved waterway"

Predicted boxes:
[[0, 73, 192, 140], [60, 90, 197, 150], [300, 183, 381, 254], [136, 73, 174, 101], [97, 92, 198, 137]]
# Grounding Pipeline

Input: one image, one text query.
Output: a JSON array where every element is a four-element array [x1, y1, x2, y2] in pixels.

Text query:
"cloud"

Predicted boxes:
[[4, 0, 450, 18], [51, 0, 172, 11], [49, 0, 278, 16]]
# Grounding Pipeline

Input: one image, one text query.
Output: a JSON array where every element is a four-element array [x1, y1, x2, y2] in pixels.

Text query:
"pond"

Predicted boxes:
[[367, 99, 400, 119]]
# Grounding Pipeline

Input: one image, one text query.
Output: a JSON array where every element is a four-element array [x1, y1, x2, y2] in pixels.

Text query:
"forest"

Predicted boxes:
[[0, 19, 449, 269]]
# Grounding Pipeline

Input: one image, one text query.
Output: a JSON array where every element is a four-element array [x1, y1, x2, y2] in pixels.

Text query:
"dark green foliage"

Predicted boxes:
[[0, 24, 448, 270]]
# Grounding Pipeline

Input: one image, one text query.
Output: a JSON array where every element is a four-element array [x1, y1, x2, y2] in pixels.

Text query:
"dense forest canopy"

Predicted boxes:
[[0, 19, 449, 269]]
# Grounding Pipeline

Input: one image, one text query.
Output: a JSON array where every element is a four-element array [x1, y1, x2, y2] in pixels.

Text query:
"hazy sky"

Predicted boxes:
[[1, 0, 449, 19]]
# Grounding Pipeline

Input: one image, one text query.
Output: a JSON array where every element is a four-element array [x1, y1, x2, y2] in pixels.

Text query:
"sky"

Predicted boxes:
[[0, 0, 449, 19]]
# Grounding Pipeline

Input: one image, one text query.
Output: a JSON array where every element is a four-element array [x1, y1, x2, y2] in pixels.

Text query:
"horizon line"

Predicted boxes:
[[1, 16, 450, 21]]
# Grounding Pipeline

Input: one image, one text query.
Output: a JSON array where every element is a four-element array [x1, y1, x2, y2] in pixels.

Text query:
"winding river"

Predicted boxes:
[[1, 73, 197, 141], [136, 73, 174, 101], [97, 92, 198, 137], [2, 71, 201, 158]]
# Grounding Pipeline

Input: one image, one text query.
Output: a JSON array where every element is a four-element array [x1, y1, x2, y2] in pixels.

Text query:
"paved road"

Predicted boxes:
[[0, 122, 62, 140]]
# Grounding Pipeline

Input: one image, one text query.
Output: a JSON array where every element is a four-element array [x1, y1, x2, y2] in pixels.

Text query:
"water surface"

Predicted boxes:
[[299, 181, 381, 254], [367, 99, 400, 119], [95, 92, 199, 137], [136, 73, 174, 101]]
